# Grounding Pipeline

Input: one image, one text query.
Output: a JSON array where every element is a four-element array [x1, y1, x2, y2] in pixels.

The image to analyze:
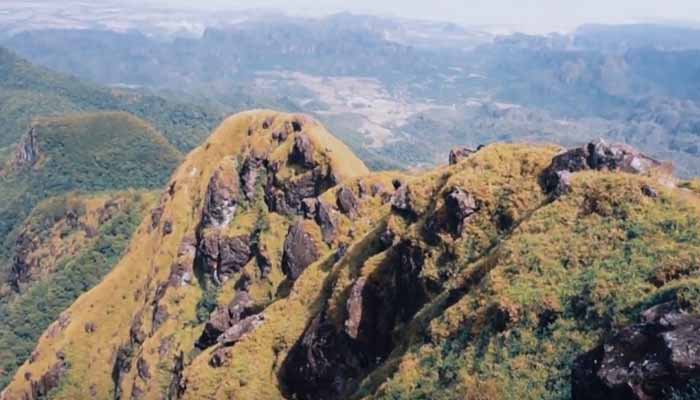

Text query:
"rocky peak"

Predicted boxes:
[[5, 112, 699, 400], [541, 139, 665, 195], [448, 146, 478, 165]]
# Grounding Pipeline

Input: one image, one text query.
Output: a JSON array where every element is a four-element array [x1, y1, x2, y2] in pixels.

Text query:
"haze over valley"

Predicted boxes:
[[4, 1, 700, 176]]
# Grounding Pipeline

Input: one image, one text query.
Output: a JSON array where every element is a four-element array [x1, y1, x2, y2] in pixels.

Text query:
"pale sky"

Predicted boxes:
[[140, 0, 700, 33]]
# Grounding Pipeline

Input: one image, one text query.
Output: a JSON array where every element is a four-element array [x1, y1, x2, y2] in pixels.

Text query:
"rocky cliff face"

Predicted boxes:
[[10, 126, 40, 170], [3, 110, 700, 400]]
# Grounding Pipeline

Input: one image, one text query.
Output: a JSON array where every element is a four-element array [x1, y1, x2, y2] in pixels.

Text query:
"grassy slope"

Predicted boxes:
[[0, 110, 370, 399], [2, 111, 699, 400], [0, 190, 158, 390], [371, 173, 700, 400], [175, 143, 558, 399], [0, 46, 221, 151], [0, 111, 182, 258]]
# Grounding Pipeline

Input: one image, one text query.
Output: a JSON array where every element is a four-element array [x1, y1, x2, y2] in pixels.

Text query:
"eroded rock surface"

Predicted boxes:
[[8, 233, 36, 291], [542, 140, 663, 195], [196, 233, 252, 283], [390, 185, 413, 217], [449, 146, 477, 165], [239, 156, 261, 201], [218, 313, 265, 346], [209, 348, 231, 368], [336, 186, 359, 218], [444, 188, 480, 235], [572, 302, 700, 400], [281, 313, 369, 400], [12, 126, 40, 170], [202, 162, 240, 228], [219, 236, 252, 277], [290, 132, 315, 169], [281, 221, 321, 280], [196, 292, 256, 349], [343, 277, 387, 352], [167, 237, 196, 288], [315, 201, 337, 244], [111, 345, 133, 400], [266, 167, 337, 215], [281, 240, 431, 400], [24, 355, 67, 400]]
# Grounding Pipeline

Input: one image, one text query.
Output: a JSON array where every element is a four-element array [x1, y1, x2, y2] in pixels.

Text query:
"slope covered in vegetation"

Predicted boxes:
[[0, 46, 221, 151], [0, 112, 182, 258], [2, 111, 700, 400], [0, 112, 181, 390], [0, 191, 158, 390]]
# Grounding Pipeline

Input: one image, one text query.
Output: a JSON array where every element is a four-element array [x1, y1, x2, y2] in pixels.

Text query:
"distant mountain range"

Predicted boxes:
[[4, 12, 699, 177]]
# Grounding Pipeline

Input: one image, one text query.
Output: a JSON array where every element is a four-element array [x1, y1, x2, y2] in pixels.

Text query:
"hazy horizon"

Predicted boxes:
[[135, 0, 700, 33]]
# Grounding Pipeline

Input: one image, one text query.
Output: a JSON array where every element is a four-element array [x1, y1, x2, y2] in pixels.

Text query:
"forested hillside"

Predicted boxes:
[[0, 47, 220, 151]]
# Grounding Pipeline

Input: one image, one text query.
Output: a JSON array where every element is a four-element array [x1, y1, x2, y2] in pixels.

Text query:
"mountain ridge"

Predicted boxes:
[[0, 111, 183, 260], [2, 110, 700, 400], [0, 46, 221, 151]]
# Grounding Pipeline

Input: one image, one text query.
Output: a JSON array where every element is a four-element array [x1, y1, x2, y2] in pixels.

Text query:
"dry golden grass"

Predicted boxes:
[[1, 110, 370, 399], [4, 110, 700, 400]]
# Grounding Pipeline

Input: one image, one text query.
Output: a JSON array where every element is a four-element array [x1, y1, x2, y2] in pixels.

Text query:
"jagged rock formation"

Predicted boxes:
[[281, 221, 321, 280], [541, 139, 665, 195], [448, 145, 478, 165], [11, 126, 40, 170], [200, 159, 239, 228], [195, 291, 256, 349], [3, 111, 700, 400]]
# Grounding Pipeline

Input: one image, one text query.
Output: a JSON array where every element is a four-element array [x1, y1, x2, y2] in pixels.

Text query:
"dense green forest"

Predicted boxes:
[[0, 47, 221, 151], [0, 112, 181, 257], [0, 191, 156, 390]]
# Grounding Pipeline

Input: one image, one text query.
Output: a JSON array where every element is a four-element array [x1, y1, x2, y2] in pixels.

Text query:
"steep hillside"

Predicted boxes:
[[0, 112, 182, 257], [3, 111, 700, 400], [0, 191, 158, 390], [0, 46, 221, 151]]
